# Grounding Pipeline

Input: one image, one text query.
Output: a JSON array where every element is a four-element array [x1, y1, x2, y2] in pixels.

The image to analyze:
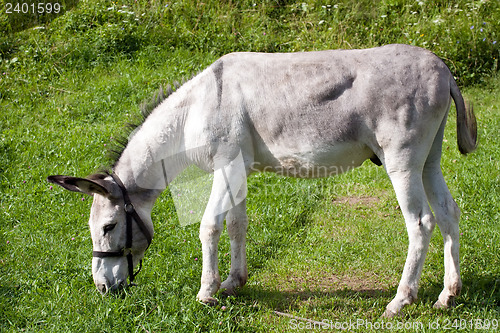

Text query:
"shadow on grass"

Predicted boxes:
[[232, 271, 499, 318], [420, 272, 500, 310], [238, 285, 394, 313]]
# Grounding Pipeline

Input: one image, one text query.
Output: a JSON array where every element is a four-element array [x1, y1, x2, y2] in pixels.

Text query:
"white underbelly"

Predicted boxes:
[[252, 142, 373, 178]]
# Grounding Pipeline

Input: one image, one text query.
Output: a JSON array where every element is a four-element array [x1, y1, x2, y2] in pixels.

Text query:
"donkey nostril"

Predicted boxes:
[[108, 280, 126, 293], [97, 283, 108, 294], [117, 280, 127, 291]]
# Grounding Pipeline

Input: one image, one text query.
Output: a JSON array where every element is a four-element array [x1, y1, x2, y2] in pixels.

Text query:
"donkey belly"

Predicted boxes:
[[252, 141, 373, 178]]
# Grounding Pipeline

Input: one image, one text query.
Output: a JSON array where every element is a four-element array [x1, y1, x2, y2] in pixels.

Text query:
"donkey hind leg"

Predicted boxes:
[[220, 199, 249, 296], [424, 165, 462, 309], [423, 119, 462, 309], [383, 163, 437, 318]]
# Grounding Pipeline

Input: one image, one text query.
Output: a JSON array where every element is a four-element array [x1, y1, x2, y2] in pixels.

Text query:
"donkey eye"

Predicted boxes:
[[103, 223, 117, 235]]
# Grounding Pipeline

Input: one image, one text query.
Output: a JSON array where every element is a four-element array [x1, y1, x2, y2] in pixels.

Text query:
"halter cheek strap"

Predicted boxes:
[[92, 173, 153, 284]]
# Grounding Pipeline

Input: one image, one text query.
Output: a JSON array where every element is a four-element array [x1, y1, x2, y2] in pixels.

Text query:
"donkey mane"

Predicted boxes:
[[106, 83, 180, 169]]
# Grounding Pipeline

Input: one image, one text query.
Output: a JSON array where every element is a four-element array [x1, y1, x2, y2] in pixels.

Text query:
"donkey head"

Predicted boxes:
[[47, 174, 154, 294]]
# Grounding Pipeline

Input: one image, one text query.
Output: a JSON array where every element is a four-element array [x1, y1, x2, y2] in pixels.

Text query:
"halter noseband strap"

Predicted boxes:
[[92, 173, 153, 284]]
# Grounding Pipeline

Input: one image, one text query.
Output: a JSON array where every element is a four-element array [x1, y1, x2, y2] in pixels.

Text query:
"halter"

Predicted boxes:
[[92, 173, 153, 285]]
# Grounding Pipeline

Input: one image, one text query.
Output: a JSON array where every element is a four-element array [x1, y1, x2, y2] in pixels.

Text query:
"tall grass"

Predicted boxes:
[[1, 0, 498, 86]]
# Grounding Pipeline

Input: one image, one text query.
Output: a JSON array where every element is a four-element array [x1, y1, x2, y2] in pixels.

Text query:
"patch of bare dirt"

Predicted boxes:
[[281, 270, 394, 296], [331, 195, 381, 207]]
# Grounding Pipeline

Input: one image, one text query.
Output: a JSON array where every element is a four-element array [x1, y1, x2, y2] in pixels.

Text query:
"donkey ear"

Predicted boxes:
[[47, 175, 113, 197]]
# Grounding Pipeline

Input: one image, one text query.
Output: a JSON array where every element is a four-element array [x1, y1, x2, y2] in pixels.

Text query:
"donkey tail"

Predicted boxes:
[[450, 77, 478, 155]]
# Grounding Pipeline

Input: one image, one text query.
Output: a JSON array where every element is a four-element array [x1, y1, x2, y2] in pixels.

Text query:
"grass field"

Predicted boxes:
[[1, 0, 499, 332]]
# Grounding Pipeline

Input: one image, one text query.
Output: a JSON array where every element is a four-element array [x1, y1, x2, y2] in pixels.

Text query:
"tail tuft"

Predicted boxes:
[[457, 101, 478, 155], [450, 76, 478, 155]]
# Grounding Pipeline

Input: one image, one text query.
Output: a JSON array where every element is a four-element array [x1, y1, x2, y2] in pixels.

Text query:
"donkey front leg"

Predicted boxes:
[[196, 173, 230, 305], [220, 199, 249, 296], [383, 169, 437, 318], [196, 156, 248, 305], [197, 211, 225, 305]]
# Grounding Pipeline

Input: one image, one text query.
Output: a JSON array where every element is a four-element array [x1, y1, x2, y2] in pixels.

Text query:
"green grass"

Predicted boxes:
[[1, 1, 499, 332]]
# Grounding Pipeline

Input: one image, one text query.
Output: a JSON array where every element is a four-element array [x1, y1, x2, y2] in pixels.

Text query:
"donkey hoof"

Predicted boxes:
[[433, 300, 445, 309], [220, 281, 237, 297], [381, 309, 400, 319], [433, 297, 455, 309], [197, 295, 219, 306], [221, 287, 236, 297]]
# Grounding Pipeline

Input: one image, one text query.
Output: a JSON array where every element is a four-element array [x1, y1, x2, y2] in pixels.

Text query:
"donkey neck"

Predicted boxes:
[[113, 96, 190, 198]]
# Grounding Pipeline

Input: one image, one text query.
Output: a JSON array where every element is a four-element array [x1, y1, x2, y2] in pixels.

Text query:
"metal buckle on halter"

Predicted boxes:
[[124, 203, 135, 213]]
